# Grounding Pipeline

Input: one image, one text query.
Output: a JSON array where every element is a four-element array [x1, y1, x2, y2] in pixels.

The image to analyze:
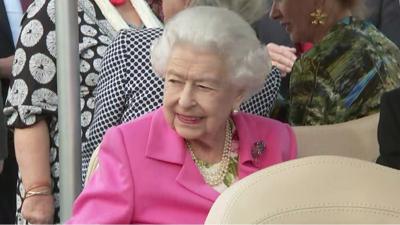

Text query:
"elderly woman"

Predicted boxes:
[[269, 0, 400, 125], [82, 0, 282, 181], [67, 7, 297, 224]]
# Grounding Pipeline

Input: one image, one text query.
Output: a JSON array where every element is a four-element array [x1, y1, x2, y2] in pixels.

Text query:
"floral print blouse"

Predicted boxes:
[[288, 17, 400, 125]]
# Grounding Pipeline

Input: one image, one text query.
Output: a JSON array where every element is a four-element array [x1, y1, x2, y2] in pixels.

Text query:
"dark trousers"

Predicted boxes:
[[0, 134, 17, 224]]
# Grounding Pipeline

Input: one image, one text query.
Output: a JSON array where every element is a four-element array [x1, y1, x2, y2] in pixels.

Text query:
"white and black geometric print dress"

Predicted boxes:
[[82, 28, 282, 179], [3, 0, 118, 223]]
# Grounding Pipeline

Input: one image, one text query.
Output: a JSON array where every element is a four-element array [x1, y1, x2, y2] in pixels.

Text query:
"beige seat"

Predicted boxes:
[[205, 155, 400, 224], [84, 145, 100, 185], [293, 113, 379, 162]]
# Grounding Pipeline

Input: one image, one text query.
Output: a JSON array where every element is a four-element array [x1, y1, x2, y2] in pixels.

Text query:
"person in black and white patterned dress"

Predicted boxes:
[[3, 0, 162, 223], [82, 0, 282, 180]]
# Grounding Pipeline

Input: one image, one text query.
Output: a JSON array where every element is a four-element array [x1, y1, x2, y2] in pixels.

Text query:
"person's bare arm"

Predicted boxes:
[[115, 1, 142, 27], [15, 120, 54, 224], [0, 55, 14, 79]]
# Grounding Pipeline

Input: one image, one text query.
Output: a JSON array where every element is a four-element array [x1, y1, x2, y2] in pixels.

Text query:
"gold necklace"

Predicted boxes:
[[185, 119, 233, 186]]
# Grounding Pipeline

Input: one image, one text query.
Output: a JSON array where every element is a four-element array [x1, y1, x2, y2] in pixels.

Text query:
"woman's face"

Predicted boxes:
[[162, 0, 191, 21], [163, 44, 243, 142], [270, 0, 318, 43]]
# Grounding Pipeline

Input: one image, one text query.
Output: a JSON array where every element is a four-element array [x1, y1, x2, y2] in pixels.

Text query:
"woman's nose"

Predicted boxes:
[[178, 84, 195, 108], [269, 2, 281, 20]]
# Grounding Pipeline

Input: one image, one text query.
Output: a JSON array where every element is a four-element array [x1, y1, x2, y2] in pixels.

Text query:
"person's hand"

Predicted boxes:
[[266, 43, 297, 77], [22, 194, 54, 224], [0, 160, 4, 174]]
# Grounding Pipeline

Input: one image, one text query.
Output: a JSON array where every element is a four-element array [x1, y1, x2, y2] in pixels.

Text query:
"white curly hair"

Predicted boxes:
[[151, 6, 272, 99]]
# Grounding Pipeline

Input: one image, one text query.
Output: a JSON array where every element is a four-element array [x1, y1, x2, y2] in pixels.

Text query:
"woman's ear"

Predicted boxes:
[[233, 89, 246, 111]]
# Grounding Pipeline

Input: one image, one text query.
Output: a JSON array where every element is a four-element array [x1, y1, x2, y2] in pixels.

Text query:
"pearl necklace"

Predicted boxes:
[[185, 119, 233, 186]]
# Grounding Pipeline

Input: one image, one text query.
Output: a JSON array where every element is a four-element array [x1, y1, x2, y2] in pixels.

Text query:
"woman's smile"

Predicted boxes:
[[176, 113, 202, 125]]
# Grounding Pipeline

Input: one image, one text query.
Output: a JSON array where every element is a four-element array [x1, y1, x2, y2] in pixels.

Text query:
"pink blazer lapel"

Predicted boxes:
[[233, 113, 267, 178], [145, 107, 219, 202], [176, 152, 220, 202]]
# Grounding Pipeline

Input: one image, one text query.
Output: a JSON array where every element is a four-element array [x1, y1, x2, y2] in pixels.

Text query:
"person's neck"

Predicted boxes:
[[115, 0, 142, 27], [187, 127, 227, 164], [311, 9, 352, 44]]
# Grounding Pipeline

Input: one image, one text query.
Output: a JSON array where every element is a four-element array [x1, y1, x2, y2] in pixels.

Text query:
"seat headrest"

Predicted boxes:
[[206, 155, 400, 224]]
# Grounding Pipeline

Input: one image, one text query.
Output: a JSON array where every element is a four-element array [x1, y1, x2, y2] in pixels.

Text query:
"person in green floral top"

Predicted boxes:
[[270, 0, 400, 126]]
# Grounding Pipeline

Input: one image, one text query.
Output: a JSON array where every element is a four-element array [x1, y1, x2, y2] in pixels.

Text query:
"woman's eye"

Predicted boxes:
[[168, 79, 182, 84], [197, 84, 213, 90]]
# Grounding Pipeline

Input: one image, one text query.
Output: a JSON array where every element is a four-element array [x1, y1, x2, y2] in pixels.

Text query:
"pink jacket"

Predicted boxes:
[[67, 107, 297, 224]]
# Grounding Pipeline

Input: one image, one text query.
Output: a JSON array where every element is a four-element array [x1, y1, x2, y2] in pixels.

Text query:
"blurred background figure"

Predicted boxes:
[[3, 0, 162, 223], [365, 0, 400, 48], [254, 0, 400, 123], [373, 0, 400, 170], [377, 87, 400, 170], [268, 0, 400, 125], [0, 0, 31, 223]]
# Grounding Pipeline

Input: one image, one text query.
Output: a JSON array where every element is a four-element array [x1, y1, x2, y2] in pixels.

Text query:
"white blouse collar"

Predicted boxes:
[[93, 0, 163, 31]]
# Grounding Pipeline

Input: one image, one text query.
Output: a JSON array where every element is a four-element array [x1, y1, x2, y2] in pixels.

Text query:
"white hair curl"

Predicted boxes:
[[151, 6, 272, 99]]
